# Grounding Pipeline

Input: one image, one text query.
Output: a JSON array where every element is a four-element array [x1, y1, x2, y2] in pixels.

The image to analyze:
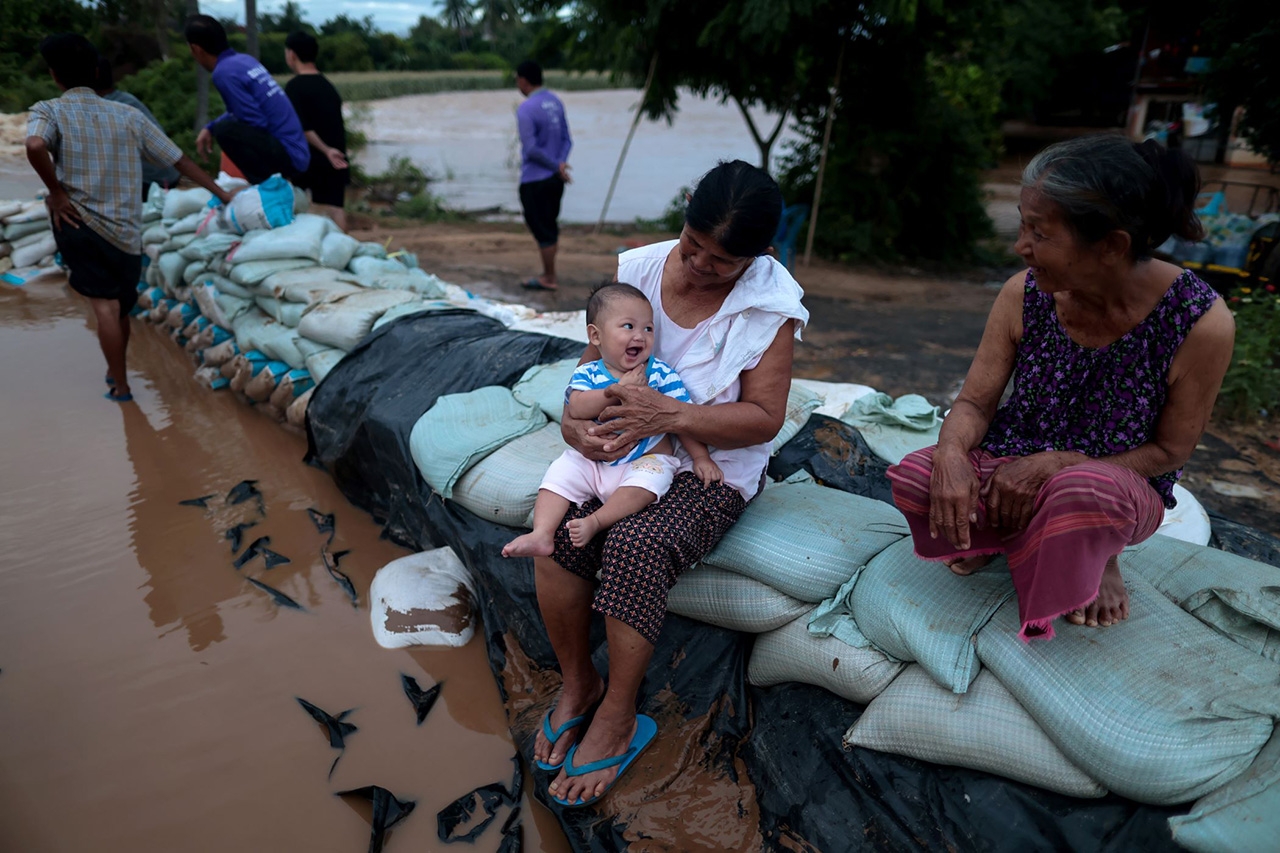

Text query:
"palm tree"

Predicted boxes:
[[440, 0, 475, 48]]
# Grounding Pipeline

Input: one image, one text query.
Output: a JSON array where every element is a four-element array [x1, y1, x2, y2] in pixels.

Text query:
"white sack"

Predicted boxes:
[[369, 548, 477, 648]]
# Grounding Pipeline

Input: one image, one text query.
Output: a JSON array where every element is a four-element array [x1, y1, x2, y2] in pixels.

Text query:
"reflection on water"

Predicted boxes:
[[359, 88, 798, 224], [0, 276, 569, 852]]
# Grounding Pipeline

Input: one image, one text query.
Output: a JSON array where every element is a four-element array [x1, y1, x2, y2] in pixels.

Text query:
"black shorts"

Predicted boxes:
[[298, 159, 349, 208], [211, 119, 299, 185], [519, 176, 565, 248], [52, 222, 141, 318]]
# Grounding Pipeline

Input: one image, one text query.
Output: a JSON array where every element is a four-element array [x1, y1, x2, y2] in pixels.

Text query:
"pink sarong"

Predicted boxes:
[[886, 445, 1165, 641]]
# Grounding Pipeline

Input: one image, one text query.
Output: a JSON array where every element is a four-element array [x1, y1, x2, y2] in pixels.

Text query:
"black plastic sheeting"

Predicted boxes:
[[304, 311, 1280, 852]]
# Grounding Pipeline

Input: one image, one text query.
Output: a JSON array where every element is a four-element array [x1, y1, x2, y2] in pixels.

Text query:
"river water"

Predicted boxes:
[[358, 88, 798, 224], [0, 276, 569, 852]]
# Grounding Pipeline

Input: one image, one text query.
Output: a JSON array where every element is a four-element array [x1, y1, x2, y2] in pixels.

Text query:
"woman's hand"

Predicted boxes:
[[929, 445, 982, 550], [591, 384, 680, 454], [981, 452, 1072, 531], [561, 411, 634, 463]]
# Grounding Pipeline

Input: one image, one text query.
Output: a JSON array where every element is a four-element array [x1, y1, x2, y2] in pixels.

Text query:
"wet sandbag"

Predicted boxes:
[[137, 286, 165, 311], [832, 537, 1015, 693], [193, 364, 230, 390], [286, 387, 314, 428], [369, 548, 477, 648], [320, 231, 359, 270], [269, 368, 314, 410], [244, 360, 292, 402], [371, 300, 456, 332], [296, 289, 420, 352], [201, 273, 255, 299], [451, 421, 566, 527], [409, 386, 548, 500], [201, 338, 240, 368], [11, 233, 57, 268], [772, 382, 824, 453], [976, 571, 1280, 805], [1169, 727, 1280, 853], [149, 297, 177, 323], [218, 175, 295, 233], [511, 356, 578, 422], [700, 478, 908, 603], [1122, 535, 1280, 663], [748, 608, 905, 703], [181, 260, 209, 286], [157, 251, 187, 291], [845, 666, 1108, 798], [3, 219, 50, 241], [255, 295, 308, 327], [262, 267, 362, 303], [305, 347, 346, 382], [142, 222, 167, 246], [229, 213, 330, 264], [179, 231, 240, 263], [667, 565, 812, 633], [162, 186, 212, 220], [228, 258, 315, 288]]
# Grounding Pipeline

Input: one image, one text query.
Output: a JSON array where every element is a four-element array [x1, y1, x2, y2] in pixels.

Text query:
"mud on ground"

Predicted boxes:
[[356, 220, 1280, 536]]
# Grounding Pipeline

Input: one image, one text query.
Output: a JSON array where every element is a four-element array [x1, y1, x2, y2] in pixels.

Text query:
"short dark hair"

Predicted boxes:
[[586, 281, 648, 325], [685, 159, 783, 258], [185, 15, 229, 55], [285, 31, 318, 64], [95, 55, 114, 90], [515, 60, 543, 86], [39, 34, 100, 91]]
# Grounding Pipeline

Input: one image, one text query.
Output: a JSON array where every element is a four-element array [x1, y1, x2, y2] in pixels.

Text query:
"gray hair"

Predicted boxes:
[[1022, 135, 1204, 259]]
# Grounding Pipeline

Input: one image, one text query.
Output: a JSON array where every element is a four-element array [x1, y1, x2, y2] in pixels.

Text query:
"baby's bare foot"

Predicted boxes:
[[567, 515, 602, 548], [502, 531, 555, 558], [1066, 555, 1129, 627], [943, 554, 996, 576]]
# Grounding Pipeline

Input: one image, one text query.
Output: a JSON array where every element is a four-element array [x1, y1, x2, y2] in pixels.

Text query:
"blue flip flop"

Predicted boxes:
[[535, 707, 589, 772], [104, 389, 134, 403], [551, 714, 657, 808]]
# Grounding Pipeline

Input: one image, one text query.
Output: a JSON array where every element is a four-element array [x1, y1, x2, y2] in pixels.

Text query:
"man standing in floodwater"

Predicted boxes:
[[25, 33, 232, 402], [184, 15, 310, 185], [515, 60, 572, 292]]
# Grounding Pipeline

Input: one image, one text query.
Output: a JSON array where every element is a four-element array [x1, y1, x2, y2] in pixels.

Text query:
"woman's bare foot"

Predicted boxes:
[[943, 554, 996, 576], [1066, 555, 1129, 627], [566, 514, 602, 548], [502, 530, 555, 558], [549, 702, 638, 805], [534, 677, 605, 770]]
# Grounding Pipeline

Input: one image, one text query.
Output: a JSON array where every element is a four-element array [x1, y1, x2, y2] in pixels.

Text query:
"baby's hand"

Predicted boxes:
[[618, 364, 648, 386], [693, 457, 723, 487]]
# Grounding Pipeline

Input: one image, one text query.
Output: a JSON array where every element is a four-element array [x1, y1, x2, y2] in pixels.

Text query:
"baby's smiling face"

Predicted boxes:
[[588, 295, 654, 375]]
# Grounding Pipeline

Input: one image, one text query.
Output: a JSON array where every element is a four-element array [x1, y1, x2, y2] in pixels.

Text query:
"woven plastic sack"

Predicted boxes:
[[1123, 535, 1280, 663], [244, 359, 292, 402], [700, 479, 908, 603], [155, 252, 187, 291], [262, 268, 362, 304], [269, 368, 314, 410], [348, 256, 447, 297], [295, 289, 419, 352], [976, 571, 1280, 805], [182, 260, 209, 286], [231, 311, 307, 369], [286, 387, 313, 428], [220, 174, 295, 233], [320, 231, 359, 270], [371, 300, 455, 331], [228, 213, 330, 264], [3, 220, 50, 241], [772, 382, 824, 453], [254, 295, 308, 327], [511, 357, 579, 422], [450, 422, 566, 527], [748, 609, 905, 704], [409, 386, 547, 500], [667, 565, 812, 633], [11, 233, 57, 268], [1169, 727, 1280, 853], [179, 232, 240, 263], [369, 548, 476, 649], [228, 258, 315, 287], [304, 347, 345, 382], [162, 187, 212, 220], [846, 666, 1108, 798], [839, 537, 1015, 693], [201, 273, 255, 299], [352, 240, 387, 259]]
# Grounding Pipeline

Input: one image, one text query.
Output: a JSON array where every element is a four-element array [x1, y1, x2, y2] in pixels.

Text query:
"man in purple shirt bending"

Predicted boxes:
[[515, 60, 572, 291], [184, 15, 310, 184]]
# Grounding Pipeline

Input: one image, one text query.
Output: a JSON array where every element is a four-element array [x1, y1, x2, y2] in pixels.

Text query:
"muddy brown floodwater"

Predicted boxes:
[[0, 275, 570, 853]]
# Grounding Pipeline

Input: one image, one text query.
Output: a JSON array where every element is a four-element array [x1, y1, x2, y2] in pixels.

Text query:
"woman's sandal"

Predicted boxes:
[[104, 388, 134, 403], [536, 705, 590, 772], [551, 714, 658, 808]]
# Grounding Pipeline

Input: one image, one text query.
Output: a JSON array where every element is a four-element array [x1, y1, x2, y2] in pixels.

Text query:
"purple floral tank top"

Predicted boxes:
[[981, 269, 1218, 508]]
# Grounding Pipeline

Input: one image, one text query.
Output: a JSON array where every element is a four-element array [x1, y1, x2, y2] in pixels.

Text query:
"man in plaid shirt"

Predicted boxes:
[[25, 34, 231, 403]]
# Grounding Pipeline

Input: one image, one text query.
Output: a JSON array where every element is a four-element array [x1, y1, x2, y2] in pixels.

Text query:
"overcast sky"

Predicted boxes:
[[198, 0, 443, 36]]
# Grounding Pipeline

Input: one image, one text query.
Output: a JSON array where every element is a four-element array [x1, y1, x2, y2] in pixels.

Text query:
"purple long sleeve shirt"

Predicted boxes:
[[208, 49, 310, 172], [516, 89, 571, 184]]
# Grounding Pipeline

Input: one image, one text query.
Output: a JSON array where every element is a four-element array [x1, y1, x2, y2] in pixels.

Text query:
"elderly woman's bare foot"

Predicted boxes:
[[549, 704, 638, 805], [534, 677, 605, 769], [502, 531, 555, 558], [1066, 555, 1129, 627], [566, 514, 602, 548], [944, 554, 996, 576]]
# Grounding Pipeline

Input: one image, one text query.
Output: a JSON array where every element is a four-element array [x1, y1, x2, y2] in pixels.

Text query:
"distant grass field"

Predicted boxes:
[[288, 70, 635, 102]]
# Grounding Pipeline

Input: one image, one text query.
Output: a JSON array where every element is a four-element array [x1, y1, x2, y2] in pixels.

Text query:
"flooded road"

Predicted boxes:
[[0, 276, 569, 852]]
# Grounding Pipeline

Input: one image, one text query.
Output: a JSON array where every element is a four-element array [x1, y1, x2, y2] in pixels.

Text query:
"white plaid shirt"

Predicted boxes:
[[28, 88, 183, 254]]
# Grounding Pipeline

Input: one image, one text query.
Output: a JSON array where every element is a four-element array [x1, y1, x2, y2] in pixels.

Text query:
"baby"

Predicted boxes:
[[503, 282, 721, 558]]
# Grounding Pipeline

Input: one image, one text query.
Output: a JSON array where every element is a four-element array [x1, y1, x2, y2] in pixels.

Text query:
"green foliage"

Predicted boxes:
[[1206, 1, 1280, 165], [634, 188, 689, 233], [358, 155, 431, 197], [393, 192, 464, 222], [1217, 282, 1280, 422], [0, 56, 60, 113], [319, 31, 376, 72], [117, 55, 224, 173]]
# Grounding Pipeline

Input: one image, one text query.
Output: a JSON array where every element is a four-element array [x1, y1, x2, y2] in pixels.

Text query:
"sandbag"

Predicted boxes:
[[179, 232, 240, 263], [181, 260, 209, 286], [352, 240, 387, 259], [164, 301, 199, 330], [700, 479, 908, 603], [193, 364, 230, 390], [166, 210, 206, 237], [976, 571, 1280, 804], [228, 213, 330, 264], [137, 286, 165, 311], [0, 201, 25, 220], [262, 267, 362, 303], [142, 183, 164, 222], [667, 566, 812, 634], [348, 256, 446, 296], [369, 548, 477, 648], [255, 295, 308, 327], [511, 357, 579, 422], [258, 402, 286, 422], [157, 252, 187, 291], [371, 300, 454, 331], [409, 386, 547, 500], [295, 289, 419, 352], [3, 219, 50, 241], [451, 421, 566, 527], [219, 174, 295, 233], [286, 387, 314, 428], [509, 310, 591, 343], [846, 666, 1108, 798], [11, 233, 56, 268], [163, 187, 212, 220], [773, 382, 824, 453], [203, 274, 255, 299], [228, 258, 314, 287], [232, 311, 307, 369], [320, 231, 359, 269], [748, 609, 905, 704], [268, 368, 314, 410], [243, 360, 292, 402], [200, 338, 240, 368], [304, 347, 346, 382], [1169, 727, 1280, 853]]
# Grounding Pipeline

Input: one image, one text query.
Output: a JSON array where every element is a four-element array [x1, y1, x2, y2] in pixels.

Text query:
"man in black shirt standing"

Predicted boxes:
[[283, 31, 349, 230]]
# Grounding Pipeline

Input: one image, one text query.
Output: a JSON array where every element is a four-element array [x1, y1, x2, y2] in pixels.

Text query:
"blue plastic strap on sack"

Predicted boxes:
[[257, 175, 296, 229]]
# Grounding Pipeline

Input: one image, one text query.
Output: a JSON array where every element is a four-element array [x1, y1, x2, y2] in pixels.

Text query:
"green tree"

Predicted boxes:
[[259, 1, 309, 35], [1205, 0, 1280, 164], [440, 0, 475, 49]]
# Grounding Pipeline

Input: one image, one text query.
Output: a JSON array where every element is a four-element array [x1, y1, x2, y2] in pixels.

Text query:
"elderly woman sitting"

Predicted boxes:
[[888, 135, 1234, 641], [531, 160, 808, 807]]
